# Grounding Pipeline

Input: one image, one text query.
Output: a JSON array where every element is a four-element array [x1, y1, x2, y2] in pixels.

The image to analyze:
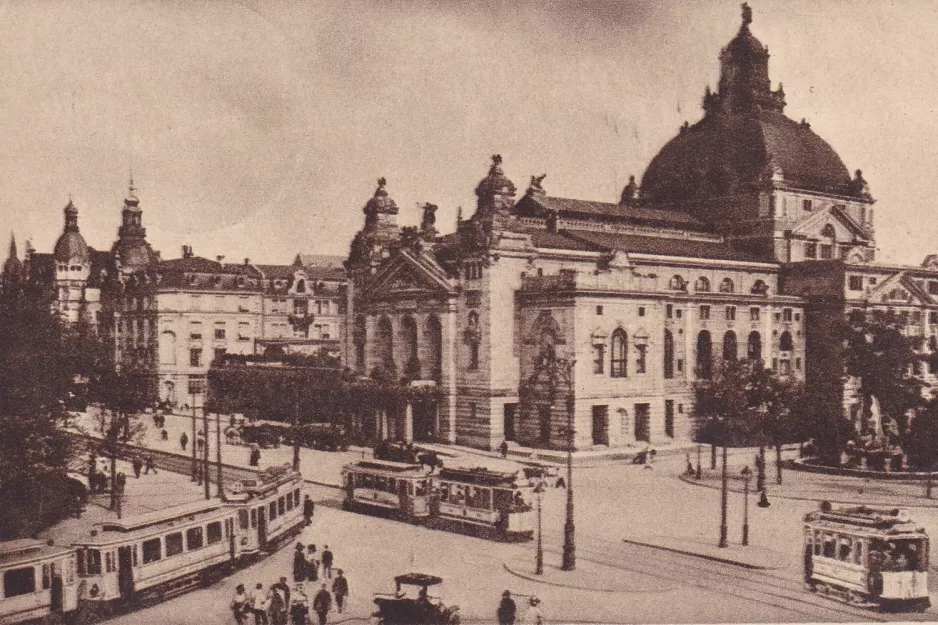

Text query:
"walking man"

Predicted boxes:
[[250, 583, 268, 625], [321, 546, 333, 580], [131, 455, 143, 479], [312, 584, 331, 625], [306, 545, 319, 582], [180, 431, 188, 451], [500, 440, 509, 459], [293, 543, 307, 583], [144, 453, 157, 475], [231, 584, 249, 625], [331, 570, 348, 614], [303, 495, 315, 526], [497, 590, 516, 625]]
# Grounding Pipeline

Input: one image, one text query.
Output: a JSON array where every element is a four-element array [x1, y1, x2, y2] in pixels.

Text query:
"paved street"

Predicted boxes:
[[67, 410, 938, 623]]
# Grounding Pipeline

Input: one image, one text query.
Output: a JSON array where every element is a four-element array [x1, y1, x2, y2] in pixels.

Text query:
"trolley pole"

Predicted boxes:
[[190, 394, 198, 482], [216, 411, 224, 500], [741, 466, 752, 546], [719, 440, 729, 548], [561, 377, 576, 572], [203, 405, 211, 500], [535, 482, 544, 575]]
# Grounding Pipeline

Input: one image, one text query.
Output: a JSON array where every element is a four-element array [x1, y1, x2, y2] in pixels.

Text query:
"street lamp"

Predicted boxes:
[[534, 481, 544, 575], [740, 465, 752, 546], [555, 359, 577, 572], [718, 417, 729, 549], [190, 392, 198, 482]]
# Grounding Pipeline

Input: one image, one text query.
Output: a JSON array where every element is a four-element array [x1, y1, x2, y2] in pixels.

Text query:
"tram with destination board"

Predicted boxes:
[[341, 462, 534, 541], [0, 465, 306, 624], [803, 501, 930, 611]]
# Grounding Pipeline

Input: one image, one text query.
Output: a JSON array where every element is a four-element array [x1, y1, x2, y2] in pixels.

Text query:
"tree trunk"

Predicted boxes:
[[775, 443, 783, 485], [710, 444, 717, 470], [756, 444, 766, 492]]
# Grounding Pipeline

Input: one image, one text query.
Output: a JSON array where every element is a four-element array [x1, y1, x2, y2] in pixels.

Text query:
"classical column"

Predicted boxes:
[[404, 402, 414, 443]]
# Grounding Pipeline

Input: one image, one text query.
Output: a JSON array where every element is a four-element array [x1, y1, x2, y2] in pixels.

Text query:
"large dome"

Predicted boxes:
[[54, 231, 91, 264], [114, 239, 155, 269], [641, 110, 854, 205]]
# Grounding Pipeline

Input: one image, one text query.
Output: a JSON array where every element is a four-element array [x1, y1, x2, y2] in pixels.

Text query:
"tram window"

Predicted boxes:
[[823, 535, 836, 558], [3, 567, 36, 597], [250, 509, 258, 529], [66, 559, 75, 585], [133, 546, 138, 567], [165, 533, 184, 557], [239, 509, 249, 530], [87, 549, 102, 575], [76, 550, 86, 576], [269, 501, 277, 520], [838, 539, 852, 562], [415, 480, 428, 497], [478, 488, 492, 510], [286, 494, 294, 511], [42, 563, 51, 589], [207, 522, 223, 545], [186, 527, 204, 550], [104, 552, 115, 573], [294, 489, 301, 505], [278, 496, 286, 516], [854, 540, 863, 565], [142, 538, 162, 564]]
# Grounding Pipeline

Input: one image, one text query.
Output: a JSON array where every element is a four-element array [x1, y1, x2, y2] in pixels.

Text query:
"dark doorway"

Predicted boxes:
[[634, 403, 651, 442], [257, 507, 267, 550], [592, 406, 609, 446], [117, 546, 134, 601], [664, 400, 675, 438], [503, 403, 517, 442], [538, 405, 552, 447], [412, 401, 437, 443]]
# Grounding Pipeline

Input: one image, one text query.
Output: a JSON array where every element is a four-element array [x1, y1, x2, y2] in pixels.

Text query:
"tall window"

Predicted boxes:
[[189, 348, 202, 368], [593, 343, 605, 374], [377, 316, 394, 371], [636, 344, 647, 374], [696, 331, 713, 379], [725, 306, 736, 321], [779, 331, 794, 352], [699, 305, 710, 320], [401, 316, 420, 379], [663, 330, 674, 379], [719, 278, 735, 293], [426, 315, 443, 382], [610, 328, 628, 378], [695, 277, 711, 292], [723, 331, 738, 362], [353, 315, 366, 373], [748, 331, 762, 362]]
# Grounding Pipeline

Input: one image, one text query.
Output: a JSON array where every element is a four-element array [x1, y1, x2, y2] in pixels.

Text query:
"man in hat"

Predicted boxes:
[[523, 596, 543, 625], [331, 570, 348, 614], [312, 584, 331, 625], [293, 543, 307, 583], [497, 589, 516, 625]]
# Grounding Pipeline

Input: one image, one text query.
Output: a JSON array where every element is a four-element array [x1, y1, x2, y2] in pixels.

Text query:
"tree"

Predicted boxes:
[[843, 309, 923, 443], [906, 397, 938, 471]]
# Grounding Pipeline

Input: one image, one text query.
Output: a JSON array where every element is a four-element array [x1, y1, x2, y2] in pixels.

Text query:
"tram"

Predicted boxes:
[[803, 501, 930, 611], [431, 467, 534, 542], [0, 540, 78, 625], [227, 463, 307, 555], [341, 460, 432, 521]]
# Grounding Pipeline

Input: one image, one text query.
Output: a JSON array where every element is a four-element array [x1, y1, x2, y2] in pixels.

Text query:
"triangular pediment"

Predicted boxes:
[[362, 250, 456, 300], [865, 272, 935, 306], [790, 206, 870, 242]]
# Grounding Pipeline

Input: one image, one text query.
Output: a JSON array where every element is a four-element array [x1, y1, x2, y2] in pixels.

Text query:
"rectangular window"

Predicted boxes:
[[666, 304, 673, 319], [750, 307, 760, 322], [207, 522, 223, 545], [592, 344, 605, 374], [636, 344, 647, 374], [190, 332, 202, 341], [286, 494, 294, 511], [238, 509, 249, 530], [677, 358, 684, 374], [87, 550, 101, 575], [699, 305, 710, 320], [803, 199, 813, 212], [638, 307, 646, 317], [804, 243, 817, 259], [214, 328, 226, 340], [796, 357, 802, 371], [165, 532, 184, 557], [820, 244, 833, 259], [725, 306, 735, 321], [186, 527, 204, 550], [42, 563, 51, 590], [4, 567, 36, 597], [931, 312, 938, 325], [849, 275, 864, 291], [675, 309, 682, 319], [269, 501, 277, 520], [596, 305, 604, 316], [278, 496, 286, 516], [783, 308, 793, 322], [190, 348, 202, 367], [250, 508, 258, 529], [293, 299, 308, 315], [214, 347, 226, 363], [142, 538, 162, 564], [105, 552, 114, 574]]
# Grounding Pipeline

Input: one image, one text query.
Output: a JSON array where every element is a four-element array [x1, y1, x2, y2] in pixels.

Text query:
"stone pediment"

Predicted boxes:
[[361, 251, 455, 301], [865, 272, 934, 306], [790, 206, 869, 242]]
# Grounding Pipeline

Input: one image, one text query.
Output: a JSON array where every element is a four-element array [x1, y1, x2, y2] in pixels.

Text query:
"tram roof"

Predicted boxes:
[[84, 499, 225, 538], [345, 460, 426, 475], [238, 464, 302, 492], [804, 505, 927, 537], [0, 539, 72, 566], [437, 467, 521, 486]]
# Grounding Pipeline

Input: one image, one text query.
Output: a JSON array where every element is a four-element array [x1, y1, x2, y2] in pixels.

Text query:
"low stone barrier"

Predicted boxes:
[[786, 457, 938, 481]]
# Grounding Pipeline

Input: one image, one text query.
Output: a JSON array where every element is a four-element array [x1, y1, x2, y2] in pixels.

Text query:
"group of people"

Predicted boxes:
[[231, 567, 348, 625], [130, 453, 157, 478], [497, 590, 544, 625]]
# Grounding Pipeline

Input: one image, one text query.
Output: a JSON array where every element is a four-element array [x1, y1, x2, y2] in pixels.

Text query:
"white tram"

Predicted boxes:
[[0, 540, 78, 625], [341, 460, 432, 521], [226, 464, 306, 555], [804, 502, 930, 611], [432, 467, 534, 542]]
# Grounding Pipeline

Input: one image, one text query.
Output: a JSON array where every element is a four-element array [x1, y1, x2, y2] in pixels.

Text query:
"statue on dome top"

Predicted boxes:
[[620, 175, 639, 205], [741, 2, 752, 27]]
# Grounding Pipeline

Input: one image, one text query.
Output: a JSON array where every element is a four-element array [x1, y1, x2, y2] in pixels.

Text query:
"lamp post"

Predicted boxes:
[[534, 481, 544, 575], [190, 392, 198, 482], [216, 411, 224, 500], [557, 359, 576, 572], [203, 405, 211, 500], [718, 418, 729, 549], [741, 465, 752, 546]]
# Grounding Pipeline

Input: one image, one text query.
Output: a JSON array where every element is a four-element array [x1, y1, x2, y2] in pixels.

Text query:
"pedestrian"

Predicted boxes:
[[312, 584, 331, 625], [197, 432, 205, 453], [293, 543, 307, 583], [180, 432, 188, 451], [231, 583, 250, 625], [144, 453, 157, 475], [290, 584, 310, 625], [161, 428, 168, 441], [272, 576, 292, 609], [306, 545, 319, 582], [497, 590, 516, 625], [331, 570, 348, 614], [500, 440, 509, 459], [115, 472, 127, 495], [303, 495, 315, 526], [523, 596, 543, 625], [321, 546, 333, 580], [131, 455, 143, 479], [269, 581, 289, 625], [250, 583, 269, 625]]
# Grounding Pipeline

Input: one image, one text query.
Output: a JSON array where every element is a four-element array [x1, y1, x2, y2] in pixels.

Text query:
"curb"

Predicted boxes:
[[620, 538, 774, 571], [501, 561, 640, 594]]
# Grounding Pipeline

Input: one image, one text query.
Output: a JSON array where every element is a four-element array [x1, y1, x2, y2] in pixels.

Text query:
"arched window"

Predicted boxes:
[[696, 331, 713, 379], [723, 331, 737, 362], [695, 277, 711, 292], [669, 275, 686, 291], [377, 316, 394, 371], [426, 315, 443, 382], [748, 331, 762, 362], [751, 280, 769, 295], [779, 330, 794, 352], [610, 328, 628, 378], [663, 330, 674, 379], [402, 316, 419, 379], [295, 279, 306, 293], [159, 331, 176, 365], [719, 278, 735, 293]]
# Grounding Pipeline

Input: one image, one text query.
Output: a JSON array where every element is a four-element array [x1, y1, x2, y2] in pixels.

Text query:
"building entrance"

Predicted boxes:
[[592, 405, 609, 446], [503, 403, 517, 442], [634, 403, 651, 442], [412, 401, 437, 443]]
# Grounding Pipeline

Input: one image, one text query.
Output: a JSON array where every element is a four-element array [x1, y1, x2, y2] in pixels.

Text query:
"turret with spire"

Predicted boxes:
[[112, 174, 156, 272], [472, 154, 516, 231]]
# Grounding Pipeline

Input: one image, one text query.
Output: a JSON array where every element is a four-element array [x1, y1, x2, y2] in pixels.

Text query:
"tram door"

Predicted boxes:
[[257, 507, 268, 550], [117, 546, 134, 600]]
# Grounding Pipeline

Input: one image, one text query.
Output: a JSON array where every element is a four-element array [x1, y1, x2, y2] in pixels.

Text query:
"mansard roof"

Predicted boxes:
[[514, 194, 707, 229]]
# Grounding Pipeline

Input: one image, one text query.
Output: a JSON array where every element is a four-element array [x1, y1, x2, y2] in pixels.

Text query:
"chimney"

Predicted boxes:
[[244, 258, 250, 266], [216, 255, 225, 263], [182, 245, 193, 259]]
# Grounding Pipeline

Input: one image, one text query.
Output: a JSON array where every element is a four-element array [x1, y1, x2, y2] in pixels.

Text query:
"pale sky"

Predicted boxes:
[[1, 1, 937, 265]]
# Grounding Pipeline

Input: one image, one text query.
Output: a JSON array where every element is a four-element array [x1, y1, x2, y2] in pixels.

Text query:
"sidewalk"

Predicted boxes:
[[620, 536, 786, 570]]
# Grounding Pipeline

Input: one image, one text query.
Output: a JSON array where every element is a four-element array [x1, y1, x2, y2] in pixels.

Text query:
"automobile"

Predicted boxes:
[[522, 464, 564, 488], [373, 573, 460, 625]]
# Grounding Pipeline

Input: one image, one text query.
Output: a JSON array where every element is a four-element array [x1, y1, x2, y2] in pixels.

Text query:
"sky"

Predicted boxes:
[[1, 0, 937, 266]]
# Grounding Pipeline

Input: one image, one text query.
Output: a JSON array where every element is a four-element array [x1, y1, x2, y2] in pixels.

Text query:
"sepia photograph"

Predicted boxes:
[[2, 1, 938, 623]]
